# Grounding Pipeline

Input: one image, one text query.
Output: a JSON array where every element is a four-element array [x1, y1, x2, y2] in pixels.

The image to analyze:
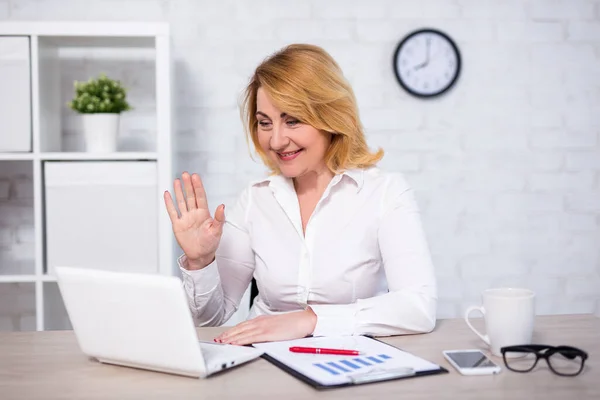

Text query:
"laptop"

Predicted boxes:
[[54, 266, 264, 378]]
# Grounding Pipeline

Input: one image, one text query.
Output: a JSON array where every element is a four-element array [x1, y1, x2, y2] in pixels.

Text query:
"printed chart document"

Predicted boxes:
[[253, 336, 447, 388]]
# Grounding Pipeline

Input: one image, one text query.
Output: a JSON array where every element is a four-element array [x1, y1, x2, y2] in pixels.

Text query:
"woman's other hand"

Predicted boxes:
[[214, 308, 318, 345]]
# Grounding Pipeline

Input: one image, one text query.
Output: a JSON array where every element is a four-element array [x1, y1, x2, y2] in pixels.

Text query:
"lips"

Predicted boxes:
[[277, 149, 303, 161]]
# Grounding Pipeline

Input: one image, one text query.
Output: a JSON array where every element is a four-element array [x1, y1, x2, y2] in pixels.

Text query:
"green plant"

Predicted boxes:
[[68, 73, 132, 114]]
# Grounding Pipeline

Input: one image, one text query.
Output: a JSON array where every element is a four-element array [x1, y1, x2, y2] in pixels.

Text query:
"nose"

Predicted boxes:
[[269, 123, 290, 152]]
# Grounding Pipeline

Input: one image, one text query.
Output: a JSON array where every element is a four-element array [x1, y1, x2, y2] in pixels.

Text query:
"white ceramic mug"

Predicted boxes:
[[465, 288, 535, 357]]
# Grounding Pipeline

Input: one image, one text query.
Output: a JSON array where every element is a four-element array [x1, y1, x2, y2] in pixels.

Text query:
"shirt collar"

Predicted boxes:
[[251, 168, 365, 193], [341, 168, 364, 192]]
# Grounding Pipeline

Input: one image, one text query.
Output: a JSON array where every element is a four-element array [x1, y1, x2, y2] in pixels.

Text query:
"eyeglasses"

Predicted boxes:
[[500, 345, 588, 376]]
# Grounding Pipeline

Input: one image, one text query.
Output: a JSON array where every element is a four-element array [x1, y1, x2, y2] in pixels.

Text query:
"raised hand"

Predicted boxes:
[[163, 172, 225, 270]]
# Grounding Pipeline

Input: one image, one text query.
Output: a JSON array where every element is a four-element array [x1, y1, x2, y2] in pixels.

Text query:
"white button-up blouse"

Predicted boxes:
[[179, 167, 437, 337]]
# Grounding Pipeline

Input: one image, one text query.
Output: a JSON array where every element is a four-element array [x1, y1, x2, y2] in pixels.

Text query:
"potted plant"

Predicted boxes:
[[68, 73, 132, 152]]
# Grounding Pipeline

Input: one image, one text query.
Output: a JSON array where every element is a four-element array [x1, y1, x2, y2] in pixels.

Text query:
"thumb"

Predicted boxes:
[[213, 204, 226, 228]]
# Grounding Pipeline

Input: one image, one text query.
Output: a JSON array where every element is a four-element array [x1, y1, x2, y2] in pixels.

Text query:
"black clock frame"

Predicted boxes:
[[392, 28, 462, 98]]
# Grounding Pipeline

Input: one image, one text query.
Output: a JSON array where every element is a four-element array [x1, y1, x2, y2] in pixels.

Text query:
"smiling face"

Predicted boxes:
[[256, 87, 331, 179]]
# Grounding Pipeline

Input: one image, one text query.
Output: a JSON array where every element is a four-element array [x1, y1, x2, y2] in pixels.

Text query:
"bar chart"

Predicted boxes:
[[314, 354, 393, 376]]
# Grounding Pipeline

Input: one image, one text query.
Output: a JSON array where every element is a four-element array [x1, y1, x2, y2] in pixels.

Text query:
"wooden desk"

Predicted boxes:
[[0, 315, 597, 399]]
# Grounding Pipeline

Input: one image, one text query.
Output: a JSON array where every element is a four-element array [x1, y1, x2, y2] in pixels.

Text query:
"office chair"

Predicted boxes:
[[250, 278, 259, 309]]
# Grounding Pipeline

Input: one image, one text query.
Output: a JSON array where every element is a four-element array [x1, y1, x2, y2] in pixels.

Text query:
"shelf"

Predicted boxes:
[[40, 152, 158, 161], [0, 275, 38, 283], [0, 21, 174, 331], [36, 35, 159, 154], [0, 152, 157, 161], [0, 275, 57, 283], [0, 153, 34, 160], [0, 22, 169, 38]]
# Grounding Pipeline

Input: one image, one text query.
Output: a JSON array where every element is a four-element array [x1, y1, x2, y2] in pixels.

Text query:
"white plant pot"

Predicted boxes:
[[82, 113, 120, 152]]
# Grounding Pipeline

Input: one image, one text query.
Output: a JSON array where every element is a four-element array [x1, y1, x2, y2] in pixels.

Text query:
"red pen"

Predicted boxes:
[[289, 346, 362, 356]]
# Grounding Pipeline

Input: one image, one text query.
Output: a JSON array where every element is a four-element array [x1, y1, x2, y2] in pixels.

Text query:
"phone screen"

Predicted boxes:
[[446, 351, 497, 369]]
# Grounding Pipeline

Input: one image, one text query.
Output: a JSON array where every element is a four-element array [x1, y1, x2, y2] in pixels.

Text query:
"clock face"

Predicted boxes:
[[393, 29, 461, 98]]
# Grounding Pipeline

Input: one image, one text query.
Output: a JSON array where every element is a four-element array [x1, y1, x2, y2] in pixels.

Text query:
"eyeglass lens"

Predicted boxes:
[[503, 351, 538, 372], [548, 350, 584, 376]]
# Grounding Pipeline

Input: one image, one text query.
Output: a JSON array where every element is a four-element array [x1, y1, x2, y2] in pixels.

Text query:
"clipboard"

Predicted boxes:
[[252, 336, 448, 390]]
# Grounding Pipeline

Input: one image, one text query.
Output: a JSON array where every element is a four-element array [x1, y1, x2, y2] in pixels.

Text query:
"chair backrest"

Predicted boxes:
[[250, 278, 259, 309]]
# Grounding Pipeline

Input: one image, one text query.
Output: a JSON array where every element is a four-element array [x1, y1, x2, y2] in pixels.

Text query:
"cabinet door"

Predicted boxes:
[[0, 37, 32, 152], [44, 161, 158, 275]]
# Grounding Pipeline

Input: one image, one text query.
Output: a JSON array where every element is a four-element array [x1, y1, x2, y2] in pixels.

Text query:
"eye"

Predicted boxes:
[[286, 119, 300, 127], [258, 120, 272, 128]]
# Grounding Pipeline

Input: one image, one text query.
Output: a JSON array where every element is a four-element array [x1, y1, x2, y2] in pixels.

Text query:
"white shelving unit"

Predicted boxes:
[[0, 22, 174, 331]]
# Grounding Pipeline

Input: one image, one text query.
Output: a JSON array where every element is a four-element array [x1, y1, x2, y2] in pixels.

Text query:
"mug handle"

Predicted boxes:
[[464, 306, 490, 346]]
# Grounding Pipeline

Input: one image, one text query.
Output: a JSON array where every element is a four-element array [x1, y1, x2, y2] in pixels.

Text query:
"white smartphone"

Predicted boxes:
[[442, 349, 502, 376]]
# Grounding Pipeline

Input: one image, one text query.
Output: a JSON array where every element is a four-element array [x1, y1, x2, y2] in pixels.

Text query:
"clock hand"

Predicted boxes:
[[413, 61, 427, 70], [413, 37, 432, 70]]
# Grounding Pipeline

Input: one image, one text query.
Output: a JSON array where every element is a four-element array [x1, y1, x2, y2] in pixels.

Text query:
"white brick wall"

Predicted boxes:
[[0, 162, 35, 276], [0, 1, 7, 20], [530, 0, 596, 20], [0, 160, 35, 330], [1, 0, 599, 328], [0, 282, 35, 331]]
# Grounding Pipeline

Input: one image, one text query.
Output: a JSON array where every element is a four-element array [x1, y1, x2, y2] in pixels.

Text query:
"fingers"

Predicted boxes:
[[216, 318, 258, 343], [212, 204, 226, 232], [218, 325, 262, 345], [192, 173, 209, 211], [227, 330, 263, 346], [181, 172, 197, 211], [215, 321, 249, 342], [173, 178, 188, 215], [163, 191, 179, 222]]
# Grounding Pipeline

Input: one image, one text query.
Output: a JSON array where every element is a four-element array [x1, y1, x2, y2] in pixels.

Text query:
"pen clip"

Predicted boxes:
[[348, 367, 415, 384]]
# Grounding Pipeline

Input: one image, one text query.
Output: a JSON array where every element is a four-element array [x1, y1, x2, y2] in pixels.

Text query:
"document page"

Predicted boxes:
[[253, 336, 442, 386]]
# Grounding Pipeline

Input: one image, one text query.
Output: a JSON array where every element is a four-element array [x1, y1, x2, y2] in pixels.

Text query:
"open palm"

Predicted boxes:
[[164, 172, 225, 270]]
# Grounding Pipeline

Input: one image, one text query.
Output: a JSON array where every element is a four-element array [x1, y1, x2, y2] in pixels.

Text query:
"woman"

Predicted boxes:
[[164, 44, 437, 345]]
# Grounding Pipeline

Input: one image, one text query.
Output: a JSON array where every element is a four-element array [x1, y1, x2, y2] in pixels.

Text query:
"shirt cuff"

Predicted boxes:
[[309, 303, 358, 336], [178, 254, 220, 296]]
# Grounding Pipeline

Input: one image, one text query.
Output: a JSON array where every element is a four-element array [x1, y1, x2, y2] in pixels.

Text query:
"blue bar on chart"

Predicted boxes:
[[354, 358, 372, 366], [314, 363, 340, 375], [313, 355, 393, 376], [340, 360, 361, 370], [327, 361, 350, 373]]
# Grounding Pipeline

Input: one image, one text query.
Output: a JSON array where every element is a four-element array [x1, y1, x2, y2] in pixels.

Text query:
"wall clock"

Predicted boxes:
[[393, 28, 461, 98]]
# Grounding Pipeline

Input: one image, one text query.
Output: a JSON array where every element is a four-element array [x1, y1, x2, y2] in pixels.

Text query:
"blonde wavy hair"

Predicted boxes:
[[240, 44, 384, 174]]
